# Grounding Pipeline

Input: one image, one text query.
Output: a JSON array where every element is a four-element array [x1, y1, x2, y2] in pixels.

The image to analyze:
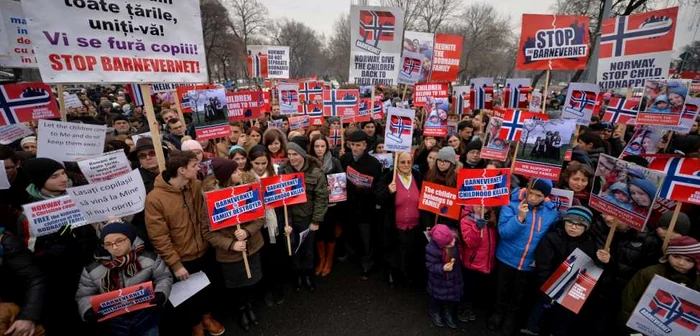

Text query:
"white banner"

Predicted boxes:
[[37, 120, 106, 162], [349, 5, 404, 86], [22, 196, 88, 237], [0, 123, 34, 145], [22, 0, 207, 83], [562, 83, 600, 126], [78, 150, 132, 184], [397, 51, 422, 85], [0, 2, 9, 57], [63, 93, 83, 109], [384, 107, 415, 152], [246, 45, 290, 79], [0, 0, 36, 68], [67, 169, 146, 223]]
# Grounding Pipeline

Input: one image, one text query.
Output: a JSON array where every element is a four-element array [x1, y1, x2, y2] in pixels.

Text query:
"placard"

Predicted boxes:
[[298, 81, 324, 116], [346, 166, 374, 189], [323, 89, 359, 117], [481, 117, 510, 162], [150, 83, 191, 94], [63, 93, 84, 109], [453, 86, 470, 115], [327, 173, 347, 203], [430, 34, 462, 82], [89, 282, 154, 322], [204, 183, 265, 231], [37, 120, 106, 162], [22, 195, 88, 237], [349, 5, 404, 86], [288, 115, 309, 131], [414, 83, 448, 107], [247, 45, 290, 79], [541, 248, 603, 314], [562, 83, 600, 126], [667, 97, 700, 133], [418, 182, 459, 220], [602, 97, 640, 125], [516, 14, 590, 70], [550, 188, 574, 213], [397, 51, 423, 85], [0, 123, 34, 145], [649, 157, 700, 206], [226, 91, 264, 121], [529, 90, 543, 113], [278, 83, 299, 114], [620, 126, 664, 158], [371, 153, 393, 169], [187, 88, 230, 140], [456, 169, 510, 206], [399, 30, 433, 83], [77, 150, 132, 184], [636, 79, 690, 126], [470, 77, 494, 110], [67, 169, 147, 223], [0, 82, 60, 126], [260, 172, 307, 209], [0, 0, 36, 68], [512, 118, 576, 181], [0, 2, 11, 58], [356, 98, 383, 123], [504, 78, 532, 109], [384, 107, 415, 152], [422, 97, 448, 137], [176, 84, 216, 113]]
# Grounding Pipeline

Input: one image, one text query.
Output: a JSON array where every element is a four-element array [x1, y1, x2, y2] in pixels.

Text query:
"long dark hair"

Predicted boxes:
[[308, 135, 330, 160], [245, 149, 276, 177], [425, 161, 457, 187]]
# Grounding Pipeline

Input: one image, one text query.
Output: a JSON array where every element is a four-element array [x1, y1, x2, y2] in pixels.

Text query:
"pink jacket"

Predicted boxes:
[[459, 208, 498, 274]]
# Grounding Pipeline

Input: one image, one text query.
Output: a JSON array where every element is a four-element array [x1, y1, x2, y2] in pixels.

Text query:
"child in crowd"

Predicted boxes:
[[426, 224, 463, 329]]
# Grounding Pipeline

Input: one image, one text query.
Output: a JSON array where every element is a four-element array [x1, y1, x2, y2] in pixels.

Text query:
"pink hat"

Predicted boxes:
[[661, 236, 700, 274], [603, 92, 612, 100], [429, 224, 454, 249], [181, 139, 203, 152]]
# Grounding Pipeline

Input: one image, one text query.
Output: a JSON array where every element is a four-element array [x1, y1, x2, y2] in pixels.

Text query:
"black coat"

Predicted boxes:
[[534, 223, 599, 285], [340, 152, 384, 224], [0, 232, 46, 322]]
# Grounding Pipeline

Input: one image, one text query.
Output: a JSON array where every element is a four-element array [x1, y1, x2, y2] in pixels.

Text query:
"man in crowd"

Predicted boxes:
[[164, 118, 187, 150]]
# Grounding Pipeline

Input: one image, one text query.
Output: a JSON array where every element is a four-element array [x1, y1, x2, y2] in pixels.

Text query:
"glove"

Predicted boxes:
[[83, 309, 98, 323], [150, 292, 167, 307], [476, 218, 487, 230]]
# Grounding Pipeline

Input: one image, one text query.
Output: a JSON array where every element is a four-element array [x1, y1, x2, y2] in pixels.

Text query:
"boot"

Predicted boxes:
[[430, 311, 445, 328], [237, 306, 250, 332], [191, 323, 204, 336], [443, 307, 457, 329], [273, 284, 285, 304], [304, 269, 316, 292], [294, 271, 303, 292], [246, 301, 259, 325], [315, 242, 326, 275], [201, 313, 225, 336], [321, 242, 335, 276]]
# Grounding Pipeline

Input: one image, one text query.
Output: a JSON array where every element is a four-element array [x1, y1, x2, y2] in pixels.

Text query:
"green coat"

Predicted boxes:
[[279, 156, 329, 226]]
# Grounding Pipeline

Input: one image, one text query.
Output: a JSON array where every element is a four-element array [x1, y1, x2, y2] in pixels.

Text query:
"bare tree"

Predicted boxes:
[[325, 14, 352, 82], [418, 0, 458, 33], [379, 0, 421, 30], [268, 19, 326, 78], [222, 0, 269, 47], [201, 0, 241, 82]]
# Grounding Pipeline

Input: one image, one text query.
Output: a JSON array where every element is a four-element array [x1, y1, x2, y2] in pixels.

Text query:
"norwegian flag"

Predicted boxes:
[[567, 90, 597, 116], [298, 81, 323, 104], [648, 289, 700, 331], [329, 129, 342, 147], [359, 10, 396, 42], [0, 83, 58, 126], [470, 84, 493, 110], [323, 89, 359, 117], [280, 90, 298, 106], [401, 57, 421, 77], [649, 157, 700, 205], [498, 109, 547, 142], [247, 53, 268, 78], [550, 193, 572, 213], [603, 97, 640, 124], [601, 13, 675, 58], [124, 84, 145, 106], [356, 98, 383, 123], [505, 85, 531, 109], [388, 115, 412, 137]]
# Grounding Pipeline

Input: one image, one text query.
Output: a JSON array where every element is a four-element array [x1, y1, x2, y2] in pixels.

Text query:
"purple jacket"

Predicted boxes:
[[425, 240, 463, 302]]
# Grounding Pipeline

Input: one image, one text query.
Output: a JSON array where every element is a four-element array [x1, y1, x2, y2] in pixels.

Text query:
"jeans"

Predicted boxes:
[[525, 293, 570, 336], [430, 297, 457, 315], [107, 310, 160, 336]]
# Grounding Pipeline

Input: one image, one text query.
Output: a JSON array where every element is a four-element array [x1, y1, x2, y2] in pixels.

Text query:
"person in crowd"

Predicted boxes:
[[76, 222, 172, 336], [201, 158, 265, 332], [425, 224, 462, 329], [488, 178, 558, 336], [422, 147, 458, 228], [215, 123, 243, 158], [457, 120, 474, 144], [361, 121, 383, 153], [228, 146, 248, 172], [458, 204, 497, 323], [340, 130, 384, 279], [144, 151, 224, 336], [19, 137, 37, 156], [471, 113, 488, 140], [0, 146, 31, 233], [247, 127, 263, 147], [462, 140, 486, 169], [655, 210, 691, 241], [263, 128, 288, 165], [182, 140, 205, 164], [0, 227, 46, 336], [112, 115, 136, 136], [279, 141, 329, 291], [308, 135, 343, 277], [573, 132, 606, 168], [558, 161, 594, 207], [414, 136, 438, 175], [164, 118, 186, 150], [129, 138, 162, 249], [446, 134, 465, 157]]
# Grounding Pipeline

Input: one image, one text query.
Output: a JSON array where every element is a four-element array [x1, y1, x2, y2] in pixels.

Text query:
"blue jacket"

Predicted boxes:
[[496, 188, 560, 272]]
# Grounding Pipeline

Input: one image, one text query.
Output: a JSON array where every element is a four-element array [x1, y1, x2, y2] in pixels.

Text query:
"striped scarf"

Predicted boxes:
[[100, 245, 144, 292]]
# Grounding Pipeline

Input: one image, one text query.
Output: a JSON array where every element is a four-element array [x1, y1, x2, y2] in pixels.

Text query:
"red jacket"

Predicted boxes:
[[459, 207, 498, 274]]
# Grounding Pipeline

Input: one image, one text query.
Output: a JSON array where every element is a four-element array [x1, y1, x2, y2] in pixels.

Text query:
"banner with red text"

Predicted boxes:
[[418, 182, 459, 220], [516, 14, 590, 71], [414, 82, 448, 107], [90, 282, 155, 322], [204, 183, 265, 231], [260, 173, 307, 209], [430, 34, 462, 82], [456, 169, 510, 206], [226, 91, 264, 121]]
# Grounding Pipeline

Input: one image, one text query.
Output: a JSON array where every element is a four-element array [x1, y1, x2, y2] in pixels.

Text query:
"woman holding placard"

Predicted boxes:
[[422, 147, 459, 229], [201, 158, 265, 332]]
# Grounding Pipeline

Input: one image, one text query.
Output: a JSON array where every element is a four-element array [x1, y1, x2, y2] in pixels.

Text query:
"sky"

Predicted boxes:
[[261, 0, 699, 57]]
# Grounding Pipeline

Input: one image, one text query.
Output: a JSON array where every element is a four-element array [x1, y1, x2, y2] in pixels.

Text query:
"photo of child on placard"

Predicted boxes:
[[422, 96, 449, 137], [620, 126, 664, 157], [637, 79, 690, 126], [481, 117, 510, 161]]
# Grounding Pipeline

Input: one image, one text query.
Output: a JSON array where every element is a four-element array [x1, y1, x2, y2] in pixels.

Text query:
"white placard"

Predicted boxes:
[[0, 163, 9, 190], [150, 83, 191, 94], [63, 93, 83, 109], [22, 195, 88, 237], [278, 83, 299, 115], [0, 123, 34, 145], [21, 0, 207, 83], [384, 107, 415, 152], [77, 150, 132, 184], [0, 0, 36, 68], [562, 83, 600, 126], [37, 120, 106, 162], [0, 2, 9, 57], [168, 271, 210, 308], [67, 169, 146, 223], [349, 5, 404, 86]]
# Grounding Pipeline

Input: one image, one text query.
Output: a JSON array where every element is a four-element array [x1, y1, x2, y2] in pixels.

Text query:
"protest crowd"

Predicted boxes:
[[1, 1, 700, 336]]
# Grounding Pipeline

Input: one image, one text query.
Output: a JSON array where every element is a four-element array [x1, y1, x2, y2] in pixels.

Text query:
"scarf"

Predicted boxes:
[[256, 172, 279, 243], [100, 245, 144, 292], [322, 152, 333, 173]]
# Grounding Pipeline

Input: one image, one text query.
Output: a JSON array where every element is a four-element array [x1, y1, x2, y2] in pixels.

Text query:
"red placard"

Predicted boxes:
[[649, 157, 700, 206], [288, 115, 310, 130], [226, 91, 264, 121], [0, 82, 60, 126], [260, 173, 307, 209], [414, 83, 449, 107], [204, 183, 265, 231], [512, 161, 563, 182], [356, 98, 383, 123], [516, 14, 590, 70], [418, 182, 460, 220], [456, 169, 511, 206], [176, 84, 216, 113], [430, 34, 463, 82], [89, 282, 155, 322]]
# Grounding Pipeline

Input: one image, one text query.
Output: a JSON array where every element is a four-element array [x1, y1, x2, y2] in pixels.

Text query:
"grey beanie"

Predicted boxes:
[[287, 141, 307, 157], [659, 211, 691, 236], [436, 147, 456, 165]]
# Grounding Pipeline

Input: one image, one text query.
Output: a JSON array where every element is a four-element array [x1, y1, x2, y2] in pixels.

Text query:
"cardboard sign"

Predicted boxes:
[[418, 182, 459, 220], [204, 183, 265, 231], [430, 34, 462, 82], [0, 83, 60, 126], [0, 123, 34, 145], [327, 173, 347, 203], [63, 93, 84, 109], [183, 88, 231, 141], [620, 126, 664, 158], [176, 84, 216, 113], [37, 120, 106, 162], [589, 154, 666, 231], [481, 117, 511, 162], [260, 173, 307, 209], [78, 150, 132, 184], [226, 91, 264, 121], [247, 45, 290, 79], [550, 188, 574, 214], [562, 83, 600, 126], [67, 169, 147, 224], [399, 31, 434, 83], [626, 274, 700, 336], [90, 282, 155, 322], [356, 98, 383, 123], [22, 0, 207, 83], [414, 83, 448, 107], [0, 0, 37, 68], [384, 107, 415, 153], [513, 118, 577, 181], [346, 166, 374, 189], [541, 248, 603, 314], [529, 90, 543, 113], [288, 115, 309, 131], [667, 97, 700, 133], [323, 89, 359, 117], [278, 83, 299, 114], [649, 157, 700, 206], [516, 14, 590, 70], [349, 5, 404, 86], [423, 97, 449, 137], [636, 79, 690, 127], [22, 195, 88, 237], [456, 169, 510, 207]]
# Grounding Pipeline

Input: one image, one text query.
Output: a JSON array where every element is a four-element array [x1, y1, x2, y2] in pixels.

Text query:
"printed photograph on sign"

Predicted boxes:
[[626, 275, 700, 336], [481, 117, 511, 162], [529, 90, 543, 113], [185, 88, 230, 141], [516, 14, 590, 70], [0, 82, 60, 126], [504, 78, 532, 109], [402, 31, 434, 82], [513, 118, 576, 181], [667, 97, 700, 133], [589, 154, 665, 231], [328, 173, 347, 203], [423, 97, 449, 137], [636, 79, 690, 126], [540, 248, 603, 314], [620, 126, 664, 158], [562, 83, 600, 126]]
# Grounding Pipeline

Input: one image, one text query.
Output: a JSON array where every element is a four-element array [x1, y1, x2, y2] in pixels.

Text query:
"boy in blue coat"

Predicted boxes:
[[488, 178, 560, 336]]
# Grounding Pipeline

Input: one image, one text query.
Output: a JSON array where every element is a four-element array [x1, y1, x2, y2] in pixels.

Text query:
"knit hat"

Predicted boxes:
[[327, 116, 340, 125], [289, 136, 308, 152], [20, 136, 36, 147], [436, 146, 456, 165], [348, 130, 368, 142], [211, 157, 238, 184], [465, 140, 482, 154], [181, 139, 203, 152], [628, 178, 657, 199], [287, 141, 307, 157], [101, 221, 136, 244], [563, 206, 593, 229], [659, 211, 691, 236], [609, 182, 630, 197], [429, 224, 454, 249], [112, 114, 128, 123], [23, 158, 65, 189], [660, 236, 700, 274], [530, 178, 552, 197]]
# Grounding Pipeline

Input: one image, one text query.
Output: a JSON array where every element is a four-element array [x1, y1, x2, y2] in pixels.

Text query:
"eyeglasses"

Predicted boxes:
[[103, 237, 129, 249], [137, 150, 157, 159], [565, 222, 587, 229]]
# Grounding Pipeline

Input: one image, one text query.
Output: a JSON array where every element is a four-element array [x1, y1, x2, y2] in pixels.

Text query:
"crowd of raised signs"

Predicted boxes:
[[0, 81, 699, 336]]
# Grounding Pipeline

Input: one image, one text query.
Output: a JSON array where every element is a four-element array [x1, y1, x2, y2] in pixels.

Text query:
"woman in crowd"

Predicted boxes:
[[558, 161, 594, 207], [247, 127, 263, 147], [228, 146, 248, 173], [414, 136, 438, 174], [446, 134, 465, 157], [422, 147, 458, 228], [263, 128, 288, 165]]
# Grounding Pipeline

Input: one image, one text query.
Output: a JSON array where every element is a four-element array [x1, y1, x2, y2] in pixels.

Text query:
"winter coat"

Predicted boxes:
[[459, 208, 497, 274], [75, 237, 173, 319], [145, 174, 210, 273], [340, 152, 384, 224], [278, 157, 329, 226], [618, 263, 700, 328], [201, 172, 265, 263], [534, 223, 599, 285], [425, 239, 463, 302], [0, 232, 46, 322], [496, 188, 559, 272]]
